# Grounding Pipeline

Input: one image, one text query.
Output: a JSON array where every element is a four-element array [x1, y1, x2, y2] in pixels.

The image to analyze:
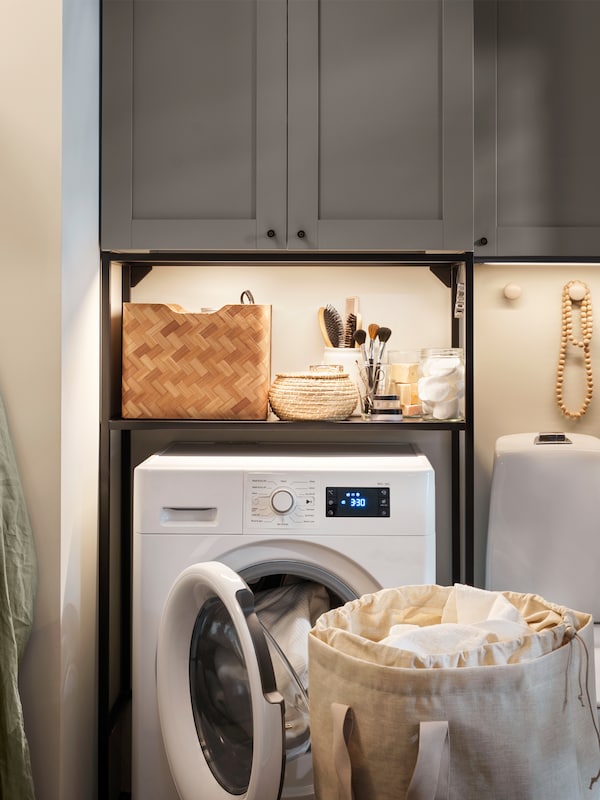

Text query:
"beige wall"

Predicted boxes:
[[0, 1, 100, 798], [474, 262, 600, 586]]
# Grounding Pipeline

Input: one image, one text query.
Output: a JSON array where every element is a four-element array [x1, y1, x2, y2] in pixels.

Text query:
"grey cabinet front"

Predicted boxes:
[[102, 0, 287, 250], [102, 0, 473, 252], [288, 0, 473, 251], [475, 0, 600, 258]]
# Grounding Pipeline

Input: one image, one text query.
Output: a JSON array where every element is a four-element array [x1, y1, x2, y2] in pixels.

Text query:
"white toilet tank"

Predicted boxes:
[[486, 431, 600, 621]]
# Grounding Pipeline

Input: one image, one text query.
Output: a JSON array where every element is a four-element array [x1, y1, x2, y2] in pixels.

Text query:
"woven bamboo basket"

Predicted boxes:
[[268, 372, 358, 421], [122, 303, 271, 419]]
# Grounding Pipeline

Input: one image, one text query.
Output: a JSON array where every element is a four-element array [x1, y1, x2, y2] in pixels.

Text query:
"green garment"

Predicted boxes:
[[0, 394, 37, 800]]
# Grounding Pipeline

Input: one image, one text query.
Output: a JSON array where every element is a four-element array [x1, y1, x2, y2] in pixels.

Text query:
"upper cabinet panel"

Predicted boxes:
[[102, 0, 473, 252], [102, 0, 287, 250], [133, 2, 256, 222], [475, 0, 600, 258], [288, 0, 474, 251]]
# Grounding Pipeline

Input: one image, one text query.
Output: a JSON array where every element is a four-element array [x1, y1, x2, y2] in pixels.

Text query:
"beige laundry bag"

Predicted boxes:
[[308, 584, 600, 800]]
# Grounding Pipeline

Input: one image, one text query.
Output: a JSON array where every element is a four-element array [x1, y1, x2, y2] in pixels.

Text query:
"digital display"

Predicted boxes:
[[326, 487, 390, 518]]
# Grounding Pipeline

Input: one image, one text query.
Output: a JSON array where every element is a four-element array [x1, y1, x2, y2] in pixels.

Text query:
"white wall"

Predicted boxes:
[[0, 1, 100, 799], [474, 262, 600, 586], [129, 264, 452, 375]]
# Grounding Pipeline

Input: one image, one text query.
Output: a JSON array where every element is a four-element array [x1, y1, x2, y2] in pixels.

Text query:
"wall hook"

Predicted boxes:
[[503, 283, 522, 300]]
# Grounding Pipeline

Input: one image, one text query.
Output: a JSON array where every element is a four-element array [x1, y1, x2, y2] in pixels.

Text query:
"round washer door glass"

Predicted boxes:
[[189, 594, 255, 793]]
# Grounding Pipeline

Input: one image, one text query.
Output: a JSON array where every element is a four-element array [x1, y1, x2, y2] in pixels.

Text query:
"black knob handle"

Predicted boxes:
[[267, 229, 276, 238], [476, 236, 488, 247], [297, 229, 306, 239]]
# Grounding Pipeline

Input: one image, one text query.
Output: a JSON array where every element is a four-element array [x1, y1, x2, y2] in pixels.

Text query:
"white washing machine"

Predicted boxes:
[[132, 443, 435, 800]]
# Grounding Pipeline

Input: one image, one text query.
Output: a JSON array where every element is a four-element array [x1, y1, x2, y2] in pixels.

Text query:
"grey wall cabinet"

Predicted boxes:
[[475, 0, 600, 258], [101, 0, 474, 252]]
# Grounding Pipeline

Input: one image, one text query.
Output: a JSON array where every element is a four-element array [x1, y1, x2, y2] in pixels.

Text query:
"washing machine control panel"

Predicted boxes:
[[245, 472, 394, 529], [247, 473, 318, 528]]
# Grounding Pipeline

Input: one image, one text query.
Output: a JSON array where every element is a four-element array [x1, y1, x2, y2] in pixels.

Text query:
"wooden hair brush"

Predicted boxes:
[[318, 305, 344, 347]]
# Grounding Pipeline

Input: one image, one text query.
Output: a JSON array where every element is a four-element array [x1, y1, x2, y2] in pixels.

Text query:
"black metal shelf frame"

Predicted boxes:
[[98, 249, 474, 800]]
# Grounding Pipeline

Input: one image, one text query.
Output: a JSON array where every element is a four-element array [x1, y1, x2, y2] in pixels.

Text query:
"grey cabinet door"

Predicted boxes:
[[475, 0, 600, 258], [287, 0, 474, 251], [102, 0, 473, 252], [101, 0, 287, 251]]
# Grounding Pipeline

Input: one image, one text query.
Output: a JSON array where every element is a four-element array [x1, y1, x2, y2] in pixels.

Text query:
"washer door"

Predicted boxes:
[[157, 561, 286, 800]]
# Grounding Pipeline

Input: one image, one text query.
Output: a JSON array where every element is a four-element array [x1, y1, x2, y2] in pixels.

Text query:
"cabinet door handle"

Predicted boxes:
[[266, 229, 276, 238], [296, 229, 306, 239], [475, 236, 488, 246]]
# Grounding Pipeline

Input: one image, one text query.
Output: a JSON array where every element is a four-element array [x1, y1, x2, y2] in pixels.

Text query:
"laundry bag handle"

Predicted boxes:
[[406, 720, 450, 800], [330, 703, 450, 800]]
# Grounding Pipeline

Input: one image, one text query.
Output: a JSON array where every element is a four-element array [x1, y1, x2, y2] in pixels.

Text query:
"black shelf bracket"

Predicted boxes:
[[130, 264, 153, 287]]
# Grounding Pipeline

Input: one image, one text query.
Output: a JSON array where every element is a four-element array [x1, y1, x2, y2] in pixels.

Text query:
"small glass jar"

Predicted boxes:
[[418, 348, 465, 421]]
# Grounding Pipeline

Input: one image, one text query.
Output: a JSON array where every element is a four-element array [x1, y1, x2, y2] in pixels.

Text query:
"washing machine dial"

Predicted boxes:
[[270, 488, 295, 515]]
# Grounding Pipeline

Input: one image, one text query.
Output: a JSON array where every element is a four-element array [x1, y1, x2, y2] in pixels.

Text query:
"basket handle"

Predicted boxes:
[[330, 704, 449, 800]]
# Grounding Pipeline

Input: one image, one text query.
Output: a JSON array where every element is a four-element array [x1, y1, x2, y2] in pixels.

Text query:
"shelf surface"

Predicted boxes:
[[107, 416, 467, 431]]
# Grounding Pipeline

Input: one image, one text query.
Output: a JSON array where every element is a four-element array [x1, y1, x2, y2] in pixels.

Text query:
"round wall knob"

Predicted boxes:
[[568, 281, 587, 302], [297, 229, 306, 239], [271, 489, 295, 514], [266, 229, 276, 238], [503, 283, 522, 300]]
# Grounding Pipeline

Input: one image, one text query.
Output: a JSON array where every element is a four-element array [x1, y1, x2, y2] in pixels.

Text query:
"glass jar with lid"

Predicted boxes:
[[418, 348, 465, 421]]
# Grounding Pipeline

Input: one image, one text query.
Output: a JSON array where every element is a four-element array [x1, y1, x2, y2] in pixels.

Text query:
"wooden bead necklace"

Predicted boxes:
[[556, 280, 593, 419]]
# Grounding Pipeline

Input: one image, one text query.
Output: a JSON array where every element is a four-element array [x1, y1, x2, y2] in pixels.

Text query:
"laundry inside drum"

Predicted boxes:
[[252, 576, 342, 761]]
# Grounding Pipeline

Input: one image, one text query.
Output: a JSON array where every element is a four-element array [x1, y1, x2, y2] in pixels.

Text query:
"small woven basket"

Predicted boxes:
[[269, 372, 358, 421]]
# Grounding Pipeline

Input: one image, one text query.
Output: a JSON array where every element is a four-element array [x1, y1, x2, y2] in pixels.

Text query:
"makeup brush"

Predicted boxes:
[[376, 326, 392, 364], [367, 323, 380, 363], [352, 328, 368, 365]]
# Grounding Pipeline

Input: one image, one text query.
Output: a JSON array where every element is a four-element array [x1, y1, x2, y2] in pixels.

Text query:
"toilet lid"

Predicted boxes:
[[156, 561, 286, 800]]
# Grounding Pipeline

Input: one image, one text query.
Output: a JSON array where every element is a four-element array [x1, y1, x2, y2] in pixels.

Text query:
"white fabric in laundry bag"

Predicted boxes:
[[378, 583, 563, 668]]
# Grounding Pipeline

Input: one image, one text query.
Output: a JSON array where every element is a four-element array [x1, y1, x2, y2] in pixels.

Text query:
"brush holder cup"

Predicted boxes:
[[357, 364, 389, 419], [418, 348, 465, 421], [268, 372, 358, 421]]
